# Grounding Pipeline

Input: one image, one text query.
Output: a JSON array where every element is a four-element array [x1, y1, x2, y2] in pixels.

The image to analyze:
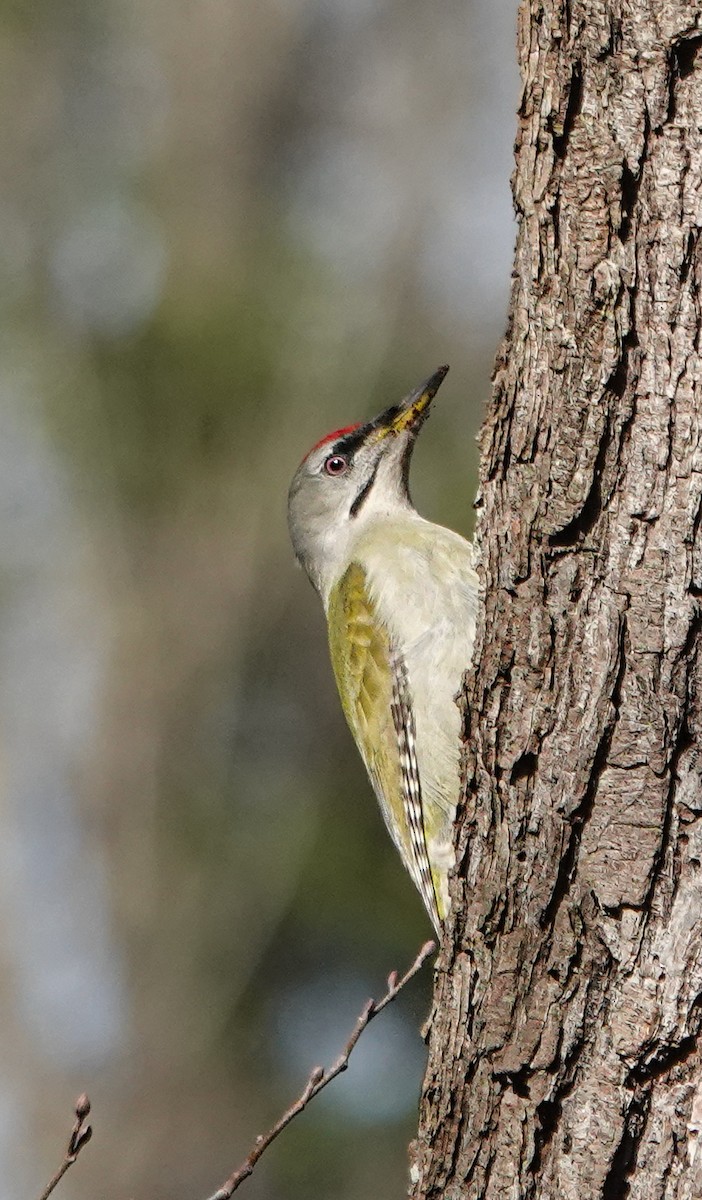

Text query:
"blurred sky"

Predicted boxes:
[[0, 1, 518, 1196]]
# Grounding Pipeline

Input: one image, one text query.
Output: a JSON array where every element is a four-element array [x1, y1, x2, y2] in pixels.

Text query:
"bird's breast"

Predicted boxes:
[[353, 516, 478, 817]]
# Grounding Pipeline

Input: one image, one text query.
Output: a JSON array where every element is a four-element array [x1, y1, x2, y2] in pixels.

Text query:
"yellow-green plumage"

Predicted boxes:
[[324, 520, 477, 931], [287, 366, 478, 934], [327, 561, 435, 916]]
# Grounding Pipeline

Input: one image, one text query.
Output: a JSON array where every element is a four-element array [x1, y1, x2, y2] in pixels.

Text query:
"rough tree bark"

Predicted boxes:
[[411, 2, 702, 1198]]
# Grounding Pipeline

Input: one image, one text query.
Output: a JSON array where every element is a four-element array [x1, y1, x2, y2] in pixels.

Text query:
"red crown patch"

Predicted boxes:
[[304, 423, 361, 460]]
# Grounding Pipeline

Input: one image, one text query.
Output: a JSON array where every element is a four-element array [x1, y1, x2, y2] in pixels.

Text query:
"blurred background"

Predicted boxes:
[[0, 1, 518, 1196]]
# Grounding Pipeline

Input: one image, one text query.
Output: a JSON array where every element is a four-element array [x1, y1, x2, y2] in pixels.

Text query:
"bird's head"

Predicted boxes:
[[288, 365, 449, 599]]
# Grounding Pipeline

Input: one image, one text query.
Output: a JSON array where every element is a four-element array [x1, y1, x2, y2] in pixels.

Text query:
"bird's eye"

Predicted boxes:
[[324, 454, 348, 476]]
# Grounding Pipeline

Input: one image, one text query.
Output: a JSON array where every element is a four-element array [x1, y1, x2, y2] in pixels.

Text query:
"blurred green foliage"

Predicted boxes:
[[0, 0, 516, 1195]]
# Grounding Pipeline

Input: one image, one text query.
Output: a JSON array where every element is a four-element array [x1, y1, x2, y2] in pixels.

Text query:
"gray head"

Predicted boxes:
[[287, 366, 449, 601]]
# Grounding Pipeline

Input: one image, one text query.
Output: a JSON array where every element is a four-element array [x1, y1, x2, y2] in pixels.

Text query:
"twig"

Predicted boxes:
[[205, 939, 436, 1200], [37, 1093, 92, 1200]]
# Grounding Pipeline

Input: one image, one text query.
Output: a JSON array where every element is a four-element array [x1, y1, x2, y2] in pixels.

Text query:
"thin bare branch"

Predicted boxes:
[[37, 1094, 92, 1200], [205, 939, 436, 1200]]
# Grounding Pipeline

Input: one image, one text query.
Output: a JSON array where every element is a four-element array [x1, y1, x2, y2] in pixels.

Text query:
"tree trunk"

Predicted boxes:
[[411, 3, 702, 1197]]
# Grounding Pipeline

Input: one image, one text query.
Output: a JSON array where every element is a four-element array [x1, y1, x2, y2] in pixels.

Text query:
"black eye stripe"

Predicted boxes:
[[333, 409, 402, 458], [332, 428, 368, 456]]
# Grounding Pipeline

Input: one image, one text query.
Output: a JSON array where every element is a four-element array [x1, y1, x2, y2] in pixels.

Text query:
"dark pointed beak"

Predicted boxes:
[[372, 365, 449, 439]]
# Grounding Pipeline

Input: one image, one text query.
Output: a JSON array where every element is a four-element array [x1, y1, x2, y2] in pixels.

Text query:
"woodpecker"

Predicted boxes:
[[287, 366, 478, 933]]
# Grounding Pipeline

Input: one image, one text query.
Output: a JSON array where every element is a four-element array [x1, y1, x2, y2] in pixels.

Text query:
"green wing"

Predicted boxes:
[[327, 561, 440, 927]]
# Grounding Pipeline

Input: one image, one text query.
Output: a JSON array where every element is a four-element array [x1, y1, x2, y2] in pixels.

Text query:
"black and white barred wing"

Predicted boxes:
[[327, 561, 441, 931]]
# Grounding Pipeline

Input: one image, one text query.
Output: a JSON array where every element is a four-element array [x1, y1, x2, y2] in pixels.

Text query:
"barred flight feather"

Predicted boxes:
[[389, 651, 439, 926], [327, 561, 441, 932]]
